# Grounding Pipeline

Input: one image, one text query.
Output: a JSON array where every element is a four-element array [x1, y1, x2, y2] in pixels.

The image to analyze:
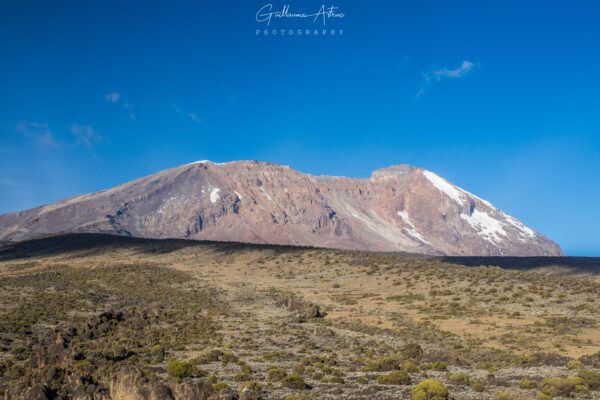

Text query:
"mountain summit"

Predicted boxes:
[[0, 160, 562, 256]]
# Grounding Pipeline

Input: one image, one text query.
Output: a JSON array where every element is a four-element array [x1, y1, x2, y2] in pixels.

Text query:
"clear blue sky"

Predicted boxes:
[[0, 1, 598, 255]]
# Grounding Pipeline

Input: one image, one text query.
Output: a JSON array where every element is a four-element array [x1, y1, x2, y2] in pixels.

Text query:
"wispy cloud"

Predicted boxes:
[[106, 92, 136, 119], [105, 92, 120, 103], [70, 124, 102, 148], [428, 60, 475, 81], [417, 60, 478, 99], [187, 112, 204, 123], [172, 103, 204, 123], [16, 121, 59, 147]]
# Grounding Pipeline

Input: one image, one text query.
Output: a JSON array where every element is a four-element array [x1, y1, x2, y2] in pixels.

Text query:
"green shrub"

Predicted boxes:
[[540, 377, 587, 397], [241, 381, 262, 392], [567, 360, 584, 370], [402, 343, 424, 360], [577, 369, 600, 390], [431, 362, 447, 371], [328, 376, 345, 384], [234, 372, 251, 382], [166, 360, 197, 378], [311, 372, 323, 380], [412, 380, 448, 400], [212, 382, 229, 391], [364, 356, 400, 371], [518, 379, 538, 389], [469, 380, 484, 392], [356, 377, 368, 384], [536, 394, 552, 400], [445, 372, 469, 386], [401, 361, 419, 373], [267, 368, 287, 382], [496, 392, 512, 400], [377, 370, 411, 385], [281, 375, 307, 389]]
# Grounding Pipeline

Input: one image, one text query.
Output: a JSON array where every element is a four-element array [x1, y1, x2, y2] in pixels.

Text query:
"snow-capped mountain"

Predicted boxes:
[[0, 161, 562, 256]]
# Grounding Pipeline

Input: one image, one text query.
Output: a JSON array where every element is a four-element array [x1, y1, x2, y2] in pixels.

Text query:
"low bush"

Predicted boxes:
[[377, 370, 411, 385], [577, 369, 600, 390], [431, 361, 447, 371], [445, 372, 469, 386], [412, 380, 448, 400], [518, 379, 538, 389], [281, 375, 307, 390], [364, 356, 400, 371], [267, 368, 287, 382], [540, 376, 587, 397], [166, 360, 197, 378]]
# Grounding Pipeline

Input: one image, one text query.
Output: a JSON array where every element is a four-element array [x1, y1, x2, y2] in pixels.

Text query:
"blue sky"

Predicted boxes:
[[0, 1, 598, 255]]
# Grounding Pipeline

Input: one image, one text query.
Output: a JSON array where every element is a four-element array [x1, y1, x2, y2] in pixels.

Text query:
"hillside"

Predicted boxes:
[[0, 234, 597, 400]]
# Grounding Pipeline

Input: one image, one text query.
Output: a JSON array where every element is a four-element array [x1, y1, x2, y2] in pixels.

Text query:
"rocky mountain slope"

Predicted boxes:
[[0, 161, 562, 256]]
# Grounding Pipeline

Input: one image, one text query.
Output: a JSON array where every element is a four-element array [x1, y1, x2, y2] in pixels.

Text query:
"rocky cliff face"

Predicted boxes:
[[0, 161, 562, 256]]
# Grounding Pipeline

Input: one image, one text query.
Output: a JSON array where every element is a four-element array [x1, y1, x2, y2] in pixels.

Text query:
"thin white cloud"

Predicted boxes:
[[70, 124, 103, 148], [417, 60, 478, 99], [187, 112, 204, 123], [16, 121, 59, 147], [172, 103, 204, 123], [429, 61, 475, 81], [105, 92, 120, 103]]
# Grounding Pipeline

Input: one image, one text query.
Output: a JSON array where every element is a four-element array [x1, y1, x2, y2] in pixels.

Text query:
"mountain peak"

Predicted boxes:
[[0, 161, 562, 256]]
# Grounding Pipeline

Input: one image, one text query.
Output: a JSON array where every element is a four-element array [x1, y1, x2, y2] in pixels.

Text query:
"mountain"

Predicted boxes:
[[0, 160, 562, 256]]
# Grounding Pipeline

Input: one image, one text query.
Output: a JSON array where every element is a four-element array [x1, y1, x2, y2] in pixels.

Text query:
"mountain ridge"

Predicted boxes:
[[0, 160, 562, 256]]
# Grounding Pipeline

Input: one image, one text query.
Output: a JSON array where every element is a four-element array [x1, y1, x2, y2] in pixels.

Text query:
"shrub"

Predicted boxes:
[[377, 370, 411, 385], [402, 343, 424, 360], [536, 394, 552, 400], [364, 356, 400, 371], [431, 361, 447, 371], [212, 382, 229, 391], [329, 376, 345, 384], [540, 377, 587, 397], [281, 375, 307, 390], [401, 361, 419, 373], [412, 380, 448, 400], [166, 360, 197, 378], [518, 379, 539, 389], [356, 377, 368, 384], [469, 380, 484, 392], [496, 392, 512, 400], [311, 372, 323, 380], [241, 381, 262, 392], [567, 360, 584, 370], [267, 368, 287, 382], [577, 369, 600, 390], [197, 349, 223, 363], [445, 372, 469, 386]]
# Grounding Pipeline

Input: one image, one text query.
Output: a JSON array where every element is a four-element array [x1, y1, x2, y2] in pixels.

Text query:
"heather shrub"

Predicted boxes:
[[377, 370, 411, 385], [166, 360, 197, 378], [412, 380, 448, 400], [281, 375, 307, 389]]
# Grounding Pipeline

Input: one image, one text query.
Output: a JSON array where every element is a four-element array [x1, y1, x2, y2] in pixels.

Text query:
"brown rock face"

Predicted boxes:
[[0, 161, 562, 256]]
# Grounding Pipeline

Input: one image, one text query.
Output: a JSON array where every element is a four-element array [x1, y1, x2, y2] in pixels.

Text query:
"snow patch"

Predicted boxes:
[[210, 188, 221, 203], [461, 209, 507, 243], [187, 160, 212, 165], [397, 211, 429, 244], [422, 170, 466, 205], [260, 186, 275, 204]]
